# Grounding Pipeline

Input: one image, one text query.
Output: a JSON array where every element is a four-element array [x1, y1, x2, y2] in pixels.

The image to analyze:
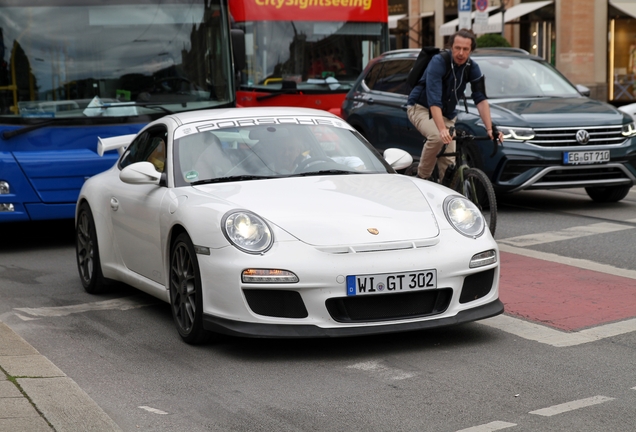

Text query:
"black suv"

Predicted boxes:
[[341, 48, 636, 202]]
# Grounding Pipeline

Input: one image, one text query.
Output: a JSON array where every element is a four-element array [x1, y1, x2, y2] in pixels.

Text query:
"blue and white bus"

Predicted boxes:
[[0, 0, 240, 222]]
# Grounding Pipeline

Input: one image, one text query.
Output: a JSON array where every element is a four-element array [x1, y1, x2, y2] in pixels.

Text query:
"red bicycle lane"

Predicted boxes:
[[498, 251, 636, 332]]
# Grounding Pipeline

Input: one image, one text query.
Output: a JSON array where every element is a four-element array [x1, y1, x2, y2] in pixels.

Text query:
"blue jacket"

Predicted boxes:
[[407, 52, 487, 119]]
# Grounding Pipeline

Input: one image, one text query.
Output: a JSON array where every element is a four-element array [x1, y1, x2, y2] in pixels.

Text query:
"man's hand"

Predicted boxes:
[[488, 126, 504, 145], [439, 127, 453, 144]]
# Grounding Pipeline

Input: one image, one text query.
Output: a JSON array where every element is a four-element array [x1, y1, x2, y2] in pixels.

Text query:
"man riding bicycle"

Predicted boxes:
[[406, 29, 502, 181]]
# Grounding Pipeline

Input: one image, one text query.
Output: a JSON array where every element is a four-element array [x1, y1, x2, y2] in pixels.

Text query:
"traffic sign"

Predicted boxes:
[[476, 0, 488, 12], [459, 0, 471, 13]]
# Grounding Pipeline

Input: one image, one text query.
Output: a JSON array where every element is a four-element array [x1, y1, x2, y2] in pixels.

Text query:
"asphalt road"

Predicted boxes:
[[1, 187, 635, 432]]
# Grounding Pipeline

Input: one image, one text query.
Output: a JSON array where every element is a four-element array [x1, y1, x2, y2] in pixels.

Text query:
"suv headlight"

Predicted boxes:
[[621, 122, 636, 137], [223, 210, 273, 254], [498, 126, 535, 140], [443, 196, 485, 238]]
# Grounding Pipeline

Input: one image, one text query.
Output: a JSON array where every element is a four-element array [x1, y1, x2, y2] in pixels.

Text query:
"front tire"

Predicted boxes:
[[169, 233, 210, 344], [450, 168, 498, 236], [76, 202, 108, 294], [585, 185, 632, 203]]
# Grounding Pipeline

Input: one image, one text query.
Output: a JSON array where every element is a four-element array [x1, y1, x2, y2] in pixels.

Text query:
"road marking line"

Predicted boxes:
[[139, 406, 168, 415], [13, 296, 157, 319], [529, 396, 614, 417], [480, 315, 636, 347], [498, 244, 636, 280], [456, 421, 517, 431], [498, 222, 634, 247], [347, 360, 416, 380]]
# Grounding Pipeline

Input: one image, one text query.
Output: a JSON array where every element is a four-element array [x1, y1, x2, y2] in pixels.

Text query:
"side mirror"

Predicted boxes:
[[231, 29, 246, 73], [383, 148, 413, 171], [576, 84, 591, 97], [120, 162, 161, 185]]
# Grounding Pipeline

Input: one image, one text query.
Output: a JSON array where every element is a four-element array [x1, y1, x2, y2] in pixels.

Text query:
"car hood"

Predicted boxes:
[[193, 174, 439, 246], [488, 96, 627, 127]]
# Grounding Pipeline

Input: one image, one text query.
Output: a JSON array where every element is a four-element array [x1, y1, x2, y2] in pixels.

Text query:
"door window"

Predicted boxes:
[[120, 127, 169, 172]]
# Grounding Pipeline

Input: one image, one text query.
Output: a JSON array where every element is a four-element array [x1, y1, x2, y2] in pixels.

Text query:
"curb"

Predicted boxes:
[[0, 320, 121, 431]]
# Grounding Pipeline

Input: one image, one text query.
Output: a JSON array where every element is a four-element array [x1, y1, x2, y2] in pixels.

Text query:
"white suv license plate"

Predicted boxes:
[[346, 270, 437, 296], [563, 150, 610, 165]]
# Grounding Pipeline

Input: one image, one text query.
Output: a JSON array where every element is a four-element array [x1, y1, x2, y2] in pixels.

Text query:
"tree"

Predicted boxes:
[[476, 33, 511, 48]]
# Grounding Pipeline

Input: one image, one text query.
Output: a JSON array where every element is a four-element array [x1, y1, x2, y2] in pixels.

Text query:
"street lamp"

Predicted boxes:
[[500, 0, 510, 36]]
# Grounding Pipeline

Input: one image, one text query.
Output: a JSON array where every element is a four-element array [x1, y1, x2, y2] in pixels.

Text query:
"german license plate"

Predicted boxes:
[[346, 270, 437, 296], [563, 150, 610, 165]]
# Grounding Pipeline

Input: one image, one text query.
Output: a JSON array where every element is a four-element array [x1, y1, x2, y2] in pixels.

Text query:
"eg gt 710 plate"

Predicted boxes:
[[346, 270, 437, 296], [563, 150, 610, 165]]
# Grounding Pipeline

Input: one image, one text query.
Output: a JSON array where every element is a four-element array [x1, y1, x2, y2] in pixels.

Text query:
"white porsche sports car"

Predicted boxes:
[[75, 107, 503, 344]]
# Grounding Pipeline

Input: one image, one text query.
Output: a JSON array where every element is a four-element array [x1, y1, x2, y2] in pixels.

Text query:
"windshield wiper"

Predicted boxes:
[[2, 118, 73, 140], [191, 175, 274, 185], [256, 89, 301, 102], [291, 170, 364, 177]]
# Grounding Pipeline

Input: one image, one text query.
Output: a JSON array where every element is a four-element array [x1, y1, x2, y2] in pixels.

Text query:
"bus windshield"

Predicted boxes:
[[236, 20, 385, 93], [0, 0, 234, 121]]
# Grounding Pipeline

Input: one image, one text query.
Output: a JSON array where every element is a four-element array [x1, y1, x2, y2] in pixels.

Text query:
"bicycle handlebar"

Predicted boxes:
[[449, 126, 502, 157]]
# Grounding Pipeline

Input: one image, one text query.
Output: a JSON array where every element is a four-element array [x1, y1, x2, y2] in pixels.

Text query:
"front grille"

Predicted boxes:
[[459, 269, 495, 304], [499, 160, 631, 183], [243, 289, 308, 318], [325, 289, 452, 323], [531, 126, 624, 147]]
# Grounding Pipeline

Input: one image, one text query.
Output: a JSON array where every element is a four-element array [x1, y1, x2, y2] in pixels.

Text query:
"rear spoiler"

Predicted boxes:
[[97, 134, 137, 157]]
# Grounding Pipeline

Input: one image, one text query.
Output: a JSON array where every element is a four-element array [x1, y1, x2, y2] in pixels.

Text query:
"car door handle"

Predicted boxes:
[[367, 98, 375, 105], [401, 104, 408, 111], [110, 197, 119, 211]]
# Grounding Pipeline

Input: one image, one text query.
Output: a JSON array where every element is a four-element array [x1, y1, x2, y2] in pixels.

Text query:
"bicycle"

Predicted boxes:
[[436, 126, 500, 236]]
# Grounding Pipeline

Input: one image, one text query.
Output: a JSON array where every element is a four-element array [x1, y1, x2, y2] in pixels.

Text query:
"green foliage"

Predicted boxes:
[[476, 33, 511, 48]]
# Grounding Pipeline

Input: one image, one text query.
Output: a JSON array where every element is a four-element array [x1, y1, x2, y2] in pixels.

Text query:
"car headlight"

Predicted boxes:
[[621, 122, 636, 137], [443, 196, 485, 238], [498, 126, 535, 140], [223, 211, 273, 254]]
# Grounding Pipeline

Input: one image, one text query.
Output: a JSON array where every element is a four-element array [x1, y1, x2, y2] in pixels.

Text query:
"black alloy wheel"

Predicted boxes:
[[75, 202, 107, 294], [169, 233, 210, 344]]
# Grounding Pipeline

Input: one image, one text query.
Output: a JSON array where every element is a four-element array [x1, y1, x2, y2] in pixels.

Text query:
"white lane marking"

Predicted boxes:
[[347, 360, 416, 380], [529, 396, 614, 417], [14, 296, 157, 319], [498, 222, 634, 247], [480, 315, 636, 347], [139, 406, 168, 415], [456, 421, 517, 431], [498, 244, 636, 280]]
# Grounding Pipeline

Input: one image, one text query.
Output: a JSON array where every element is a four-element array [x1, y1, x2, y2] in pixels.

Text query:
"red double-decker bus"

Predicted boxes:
[[230, 0, 388, 117]]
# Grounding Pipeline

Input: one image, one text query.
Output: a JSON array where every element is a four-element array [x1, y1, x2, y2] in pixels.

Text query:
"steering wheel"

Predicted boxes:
[[293, 157, 334, 173]]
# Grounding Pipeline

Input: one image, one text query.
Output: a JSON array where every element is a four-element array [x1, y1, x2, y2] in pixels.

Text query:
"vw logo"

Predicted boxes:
[[576, 129, 590, 145]]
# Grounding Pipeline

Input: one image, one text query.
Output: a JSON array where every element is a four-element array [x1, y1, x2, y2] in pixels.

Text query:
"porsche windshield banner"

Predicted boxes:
[[230, 0, 387, 22]]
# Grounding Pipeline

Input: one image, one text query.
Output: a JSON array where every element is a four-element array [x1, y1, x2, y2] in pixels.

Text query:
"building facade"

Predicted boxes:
[[388, 0, 636, 104]]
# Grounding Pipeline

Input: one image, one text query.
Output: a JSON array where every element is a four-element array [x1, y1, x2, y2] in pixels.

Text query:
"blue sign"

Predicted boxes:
[[459, 0, 472, 12]]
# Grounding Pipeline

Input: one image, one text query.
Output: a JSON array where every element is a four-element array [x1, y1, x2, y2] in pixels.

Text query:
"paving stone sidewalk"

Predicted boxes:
[[0, 321, 121, 432]]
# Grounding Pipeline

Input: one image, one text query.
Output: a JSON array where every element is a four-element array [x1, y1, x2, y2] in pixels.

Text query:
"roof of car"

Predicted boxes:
[[378, 47, 542, 61], [163, 106, 342, 125]]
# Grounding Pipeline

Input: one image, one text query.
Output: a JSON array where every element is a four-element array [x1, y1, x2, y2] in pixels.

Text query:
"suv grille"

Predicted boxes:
[[531, 126, 624, 147]]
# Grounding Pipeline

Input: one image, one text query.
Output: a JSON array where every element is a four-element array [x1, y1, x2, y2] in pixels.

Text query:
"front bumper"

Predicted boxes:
[[203, 298, 504, 338], [491, 140, 636, 193], [196, 227, 501, 338]]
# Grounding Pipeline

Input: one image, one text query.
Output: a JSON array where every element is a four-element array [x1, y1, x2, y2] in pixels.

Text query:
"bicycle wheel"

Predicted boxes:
[[449, 167, 497, 236]]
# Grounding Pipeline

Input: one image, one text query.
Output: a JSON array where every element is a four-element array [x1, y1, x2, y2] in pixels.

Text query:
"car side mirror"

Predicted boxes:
[[576, 84, 591, 97], [383, 148, 413, 171], [120, 162, 161, 185]]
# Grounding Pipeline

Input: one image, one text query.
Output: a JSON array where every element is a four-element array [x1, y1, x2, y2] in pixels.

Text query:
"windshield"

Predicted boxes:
[[0, 0, 233, 120], [173, 122, 390, 186], [236, 21, 385, 93], [467, 57, 580, 99]]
